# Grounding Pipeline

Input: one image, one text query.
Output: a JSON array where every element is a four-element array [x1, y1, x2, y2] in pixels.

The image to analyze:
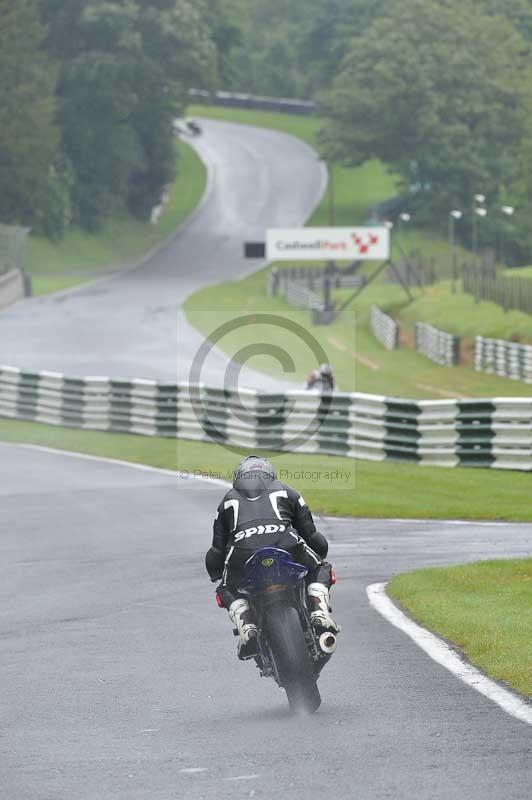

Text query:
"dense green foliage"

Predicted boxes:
[[1, 1, 241, 236], [229, 0, 532, 262], [4, 0, 532, 258], [41, 0, 218, 231], [322, 1, 527, 224], [0, 0, 60, 233]]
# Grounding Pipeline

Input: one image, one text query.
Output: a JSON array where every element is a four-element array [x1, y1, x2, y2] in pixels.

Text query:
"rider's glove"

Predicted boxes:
[[205, 546, 225, 582]]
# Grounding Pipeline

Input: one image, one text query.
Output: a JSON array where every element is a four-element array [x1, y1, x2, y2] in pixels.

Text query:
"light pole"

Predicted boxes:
[[473, 205, 487, 266], [500, 205, 514, 266], [472, 193, 486, 265], [449, 210, 462, 293]]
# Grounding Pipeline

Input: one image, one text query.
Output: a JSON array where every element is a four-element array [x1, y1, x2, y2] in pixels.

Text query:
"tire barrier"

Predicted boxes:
[[415, 322, 460, 366], [2, 365, 531, 471], [475, 336, 532, 384], [370, 305, 398, 350]]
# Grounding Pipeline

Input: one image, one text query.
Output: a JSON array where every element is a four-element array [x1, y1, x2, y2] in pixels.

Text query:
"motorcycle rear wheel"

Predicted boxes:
[[266, 605, 321, 713]]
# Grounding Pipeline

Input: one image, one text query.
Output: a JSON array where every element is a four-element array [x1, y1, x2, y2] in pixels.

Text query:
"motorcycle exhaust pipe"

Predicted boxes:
[[319, 631, 337, 654]]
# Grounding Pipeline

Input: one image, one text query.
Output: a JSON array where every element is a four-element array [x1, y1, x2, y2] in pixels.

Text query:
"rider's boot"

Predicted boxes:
[[307, 583, 340, 633], [229, 599, 258, 660]]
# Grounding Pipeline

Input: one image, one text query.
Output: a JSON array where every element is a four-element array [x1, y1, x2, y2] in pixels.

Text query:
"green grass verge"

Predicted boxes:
[[27, 138, 206, 296], [1, 418, 532, 521], [184, 266, 532, 397], [184, 105, 529, 397], [394, 281, 532, 345], [388, 560, 532, 697]]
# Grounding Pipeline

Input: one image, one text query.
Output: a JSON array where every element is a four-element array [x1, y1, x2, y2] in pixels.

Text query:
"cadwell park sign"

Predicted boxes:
[[266, 227, 391, 262]]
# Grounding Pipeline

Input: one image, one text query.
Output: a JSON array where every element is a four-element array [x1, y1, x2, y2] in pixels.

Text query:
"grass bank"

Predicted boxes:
[[1, 418, 531, 521], [394, 281, 532, 345], [184, 266, 532, 398], [27, 138, 206, 296], [389, 560, 532, 697], [184, 106, 530, 397]]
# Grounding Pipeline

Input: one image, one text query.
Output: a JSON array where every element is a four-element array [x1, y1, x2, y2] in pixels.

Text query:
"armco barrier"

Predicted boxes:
[[370, 305, 398, 350], [0, 269, 25, 310], [188, 88, 315, 116], [476, 336, 532, 384], [1, 365, 531, 471], [415, 322, 460, 366]]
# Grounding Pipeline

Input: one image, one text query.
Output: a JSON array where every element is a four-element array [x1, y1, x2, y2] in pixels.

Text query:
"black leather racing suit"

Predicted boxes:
[[206, 479, 332, 608]]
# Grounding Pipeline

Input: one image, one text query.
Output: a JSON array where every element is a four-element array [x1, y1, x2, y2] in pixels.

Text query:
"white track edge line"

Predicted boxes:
[[2, 442, 231, 488], [367, 582, 532, 727], [2, 443, 528, 528]]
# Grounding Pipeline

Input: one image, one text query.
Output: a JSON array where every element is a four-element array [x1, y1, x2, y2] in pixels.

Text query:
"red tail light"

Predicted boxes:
[[215, 593, 224, 609], [331, 569, 337, 585]]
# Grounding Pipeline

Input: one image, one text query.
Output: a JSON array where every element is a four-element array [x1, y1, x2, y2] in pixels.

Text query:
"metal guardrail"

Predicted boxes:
[[476, 336, 532, 384], [282, 278, 323, 311], [370, 305, 398, 350], [415, 322, 460, 366], [188, 89, 315, 116], [2, 365, 531, 471]]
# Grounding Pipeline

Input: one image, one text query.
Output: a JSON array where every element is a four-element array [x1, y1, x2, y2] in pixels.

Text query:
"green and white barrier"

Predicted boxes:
[[1, 365, 531, 471]]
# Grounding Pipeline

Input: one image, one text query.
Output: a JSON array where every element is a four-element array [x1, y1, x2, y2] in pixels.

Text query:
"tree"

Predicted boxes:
[[321, 0, 528, 223], [42, 0, 217, 230], [0, 0, 60, 231]]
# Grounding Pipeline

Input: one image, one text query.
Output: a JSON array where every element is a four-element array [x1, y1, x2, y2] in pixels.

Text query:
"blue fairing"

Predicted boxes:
[[237, 547, 308, 595]]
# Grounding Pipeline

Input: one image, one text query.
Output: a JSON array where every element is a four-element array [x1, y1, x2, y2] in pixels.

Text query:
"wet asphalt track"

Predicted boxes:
[[0, 120, 324, 387], [2, 116, 532, 799], [2, 444, 532, 800]]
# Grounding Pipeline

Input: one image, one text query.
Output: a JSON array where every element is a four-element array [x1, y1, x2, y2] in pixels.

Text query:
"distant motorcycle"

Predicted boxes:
[[186, 119, 202, 136], [230, 546, 337, 713]]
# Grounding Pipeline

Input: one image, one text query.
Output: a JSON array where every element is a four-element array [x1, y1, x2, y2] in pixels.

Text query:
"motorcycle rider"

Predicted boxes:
[[306, 363, 335, 392], [205, 455, 339, 659]]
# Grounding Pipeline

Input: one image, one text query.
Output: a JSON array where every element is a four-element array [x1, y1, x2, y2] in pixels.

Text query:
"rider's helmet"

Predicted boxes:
[[319, 363, 333, 378], [233, 455, 277, 498]]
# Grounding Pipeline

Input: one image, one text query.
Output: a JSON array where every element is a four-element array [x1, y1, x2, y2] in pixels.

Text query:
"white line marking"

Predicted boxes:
[[367, 582, 532, 727], [179, 767, 208, 774], [1, 442, 231, 488], [225, 774, 260, 782], [4, 443, 531, 528]]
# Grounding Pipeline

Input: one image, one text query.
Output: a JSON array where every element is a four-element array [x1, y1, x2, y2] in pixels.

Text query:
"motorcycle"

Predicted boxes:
[[231, 546, 337, 713]]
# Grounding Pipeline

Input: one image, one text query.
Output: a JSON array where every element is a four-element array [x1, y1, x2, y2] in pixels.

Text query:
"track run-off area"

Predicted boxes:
[[1, 119, 532, 799]]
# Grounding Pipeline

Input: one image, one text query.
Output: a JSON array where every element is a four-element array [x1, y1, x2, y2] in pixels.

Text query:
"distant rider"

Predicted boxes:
[[306, 363, 335, 392], [205, 456, 339, 658]]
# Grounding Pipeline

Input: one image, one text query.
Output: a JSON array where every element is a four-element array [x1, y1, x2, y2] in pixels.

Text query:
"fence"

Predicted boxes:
[[281, 278, 323, 311], [268, 267, 364, 318], [386, 258, 436, 287], [1, 366, 531, 471], [415, 322, 460, 366], [463, 266, 532, 316], [370, 306, 399, 350], [475, 336, 532, 384], [188, 89, 315, 116]]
